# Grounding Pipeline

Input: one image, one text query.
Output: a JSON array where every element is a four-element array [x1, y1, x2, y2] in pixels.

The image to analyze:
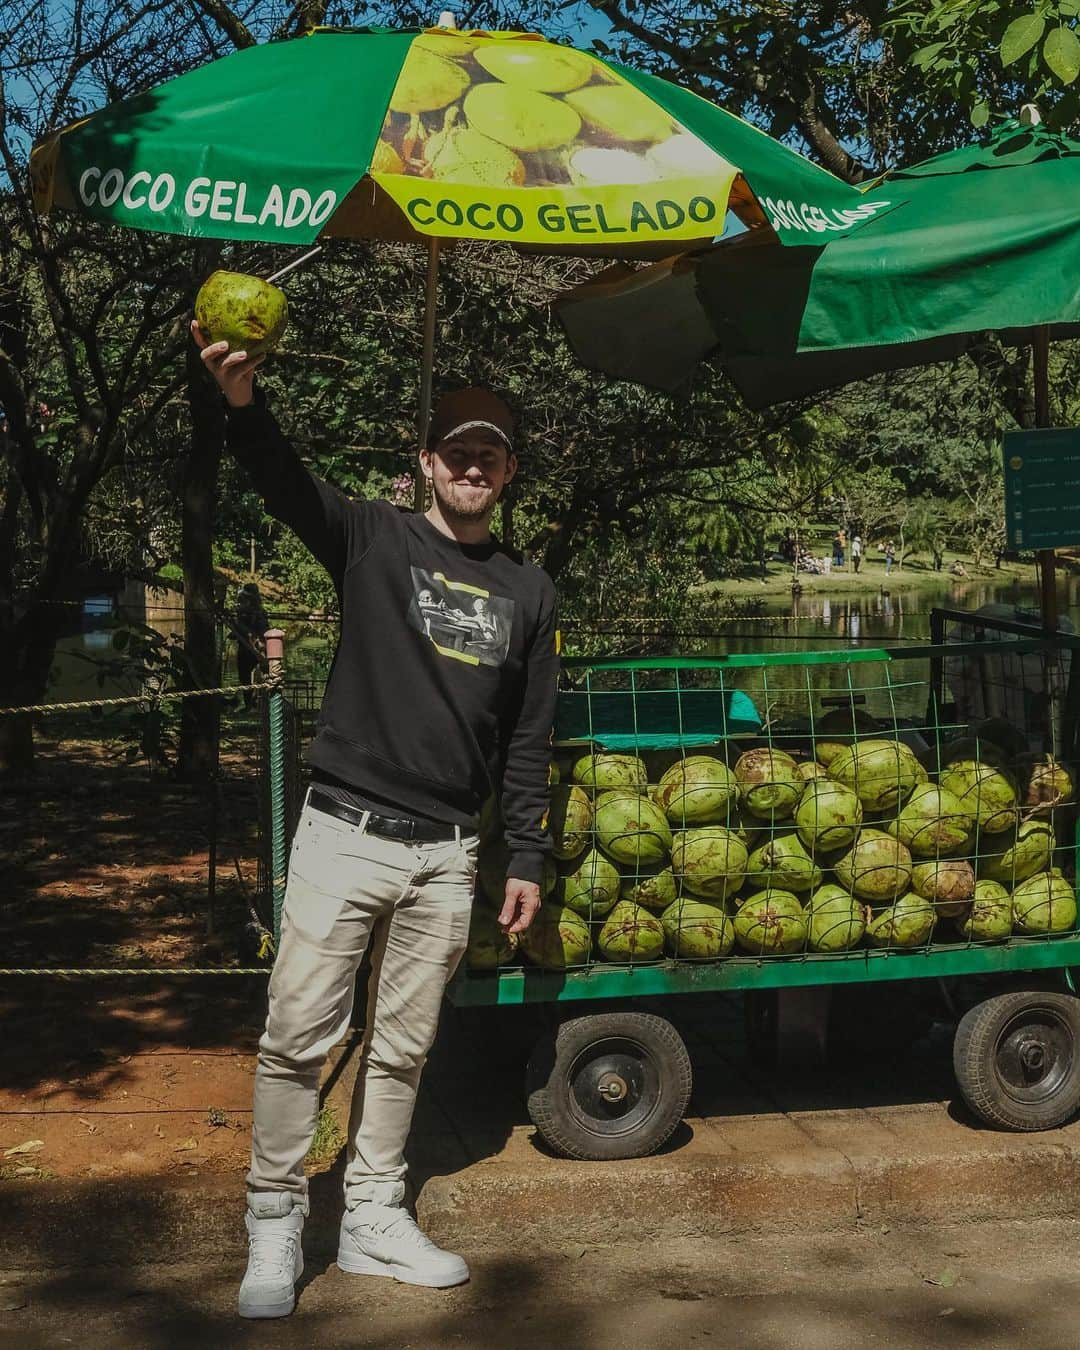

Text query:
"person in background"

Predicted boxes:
[[234, 582, 269, 709], [832, 531, 844, 569], [851, 535, 863, 573], [884, 540, 895, 576]]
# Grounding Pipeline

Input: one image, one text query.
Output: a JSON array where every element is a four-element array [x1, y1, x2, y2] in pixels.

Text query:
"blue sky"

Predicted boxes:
[[565, 2, 615, 45], [3, 1, 618, 172]]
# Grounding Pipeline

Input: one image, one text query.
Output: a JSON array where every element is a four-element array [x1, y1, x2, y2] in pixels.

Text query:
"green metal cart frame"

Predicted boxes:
[[441, 622, 1080, 1158]]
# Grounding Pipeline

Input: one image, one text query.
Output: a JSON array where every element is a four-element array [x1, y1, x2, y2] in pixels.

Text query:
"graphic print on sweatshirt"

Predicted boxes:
[[408, 567, 515, 668]]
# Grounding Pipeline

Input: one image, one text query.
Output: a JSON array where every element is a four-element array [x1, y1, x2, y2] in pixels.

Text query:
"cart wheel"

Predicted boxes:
[[953, 990, 1080, 1132], [525, 1011, 692, 1161]]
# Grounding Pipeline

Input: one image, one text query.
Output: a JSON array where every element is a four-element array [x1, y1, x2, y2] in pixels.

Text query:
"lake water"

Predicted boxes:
[[47, 570, 1080, 725]]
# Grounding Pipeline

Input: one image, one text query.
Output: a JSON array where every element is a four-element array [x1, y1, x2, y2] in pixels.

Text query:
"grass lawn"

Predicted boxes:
[[695, 542, 1037, 603]]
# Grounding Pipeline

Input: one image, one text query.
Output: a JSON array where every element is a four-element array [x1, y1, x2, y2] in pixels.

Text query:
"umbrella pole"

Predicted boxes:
[[1033, 326, 1058, 631], [413, 237, 441, 514]]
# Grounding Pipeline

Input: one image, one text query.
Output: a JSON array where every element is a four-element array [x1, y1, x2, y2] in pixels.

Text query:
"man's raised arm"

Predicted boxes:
[[191, 322, 365, 582]]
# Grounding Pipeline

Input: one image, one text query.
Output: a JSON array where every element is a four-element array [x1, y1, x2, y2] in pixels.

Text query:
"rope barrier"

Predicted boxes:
[[0, 967, 270, 977], [0, 682, 261, 717]]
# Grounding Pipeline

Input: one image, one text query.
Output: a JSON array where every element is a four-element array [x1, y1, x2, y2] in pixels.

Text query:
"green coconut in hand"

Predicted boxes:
[[195, 271, 288, 357], [734, 747, 802, 821], [555, 848, 621, 919], [834, 828, 912, 902], [653, 754, 738, 827], [1011, 871, 1078, 935], [806, 884, 866, 953], [829, 739, 924, 814], [596, 900, 665, 963], [746, 831, 823, 894], [888, 783, 973, 858], [661, 898, 734, 959], [957, 879, 1012, 941], [794, 778, 863, 853], [733, 889, 807, 955], [865, 890, 935, 949], [670, 826, 748, 902], [519, 905, 591, 969]]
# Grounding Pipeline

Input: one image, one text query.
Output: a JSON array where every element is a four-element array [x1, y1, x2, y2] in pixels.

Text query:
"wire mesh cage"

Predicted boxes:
[[458, 612, 1080, 1001]]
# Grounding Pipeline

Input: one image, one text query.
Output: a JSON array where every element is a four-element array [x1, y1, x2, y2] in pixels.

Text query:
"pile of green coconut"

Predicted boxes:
[[466, 720, 1077, 972]]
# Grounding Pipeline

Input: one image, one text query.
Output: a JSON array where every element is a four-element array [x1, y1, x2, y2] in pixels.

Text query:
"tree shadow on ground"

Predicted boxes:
[[5, 1230, 1075, 1350], [0, 722, 270, 1098]]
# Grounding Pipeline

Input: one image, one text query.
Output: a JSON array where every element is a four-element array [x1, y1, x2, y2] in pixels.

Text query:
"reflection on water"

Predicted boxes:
[[47, 572, 1079, 721], [685, 576, 1076, 731], [711, 574, 1068, 658]]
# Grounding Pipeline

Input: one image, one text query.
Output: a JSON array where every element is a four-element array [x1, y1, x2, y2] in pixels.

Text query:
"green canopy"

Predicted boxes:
[[557, 119, 1080, 406], [30, 25, 881, 257]]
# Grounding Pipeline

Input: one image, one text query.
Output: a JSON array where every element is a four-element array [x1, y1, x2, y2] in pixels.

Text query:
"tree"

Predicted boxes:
[[887, 1, 1080, 129], [831, 465, 906, 543], [904, 496, 954, 570]]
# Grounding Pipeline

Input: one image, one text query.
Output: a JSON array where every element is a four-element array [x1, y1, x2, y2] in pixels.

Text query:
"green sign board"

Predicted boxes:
[[1003, 428, 1080, 550]]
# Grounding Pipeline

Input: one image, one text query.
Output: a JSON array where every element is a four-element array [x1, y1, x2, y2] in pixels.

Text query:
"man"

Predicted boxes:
[[233, 582, 268, 709], [191, 322, 558, 1320], [851, 534, 863, 574]]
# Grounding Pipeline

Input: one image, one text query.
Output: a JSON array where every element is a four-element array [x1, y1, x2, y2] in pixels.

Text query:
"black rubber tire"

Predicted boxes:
[[525, 1011, 692, 1161], [953, 989, 1080, 1131]]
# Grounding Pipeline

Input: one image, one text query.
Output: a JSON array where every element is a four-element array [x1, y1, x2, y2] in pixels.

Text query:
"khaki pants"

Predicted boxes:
[[246, 794, 478, 1211]]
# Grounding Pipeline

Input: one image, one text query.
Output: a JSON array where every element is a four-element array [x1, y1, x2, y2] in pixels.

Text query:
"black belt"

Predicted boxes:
[[308, 789, 460, 843]]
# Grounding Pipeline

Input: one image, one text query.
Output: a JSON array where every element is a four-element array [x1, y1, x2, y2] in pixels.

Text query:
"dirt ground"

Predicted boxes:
[[0, 718, 272, 1180], [4, 1220, 1080, 1350], [0, 717, 265, 969]]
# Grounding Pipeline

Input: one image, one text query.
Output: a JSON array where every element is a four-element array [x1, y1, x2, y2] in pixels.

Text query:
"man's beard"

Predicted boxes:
[[433, 478, 497, 522]]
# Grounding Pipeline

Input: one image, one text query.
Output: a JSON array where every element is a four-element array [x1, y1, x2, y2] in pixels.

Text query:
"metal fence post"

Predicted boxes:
[[265, 628, 287, 950]]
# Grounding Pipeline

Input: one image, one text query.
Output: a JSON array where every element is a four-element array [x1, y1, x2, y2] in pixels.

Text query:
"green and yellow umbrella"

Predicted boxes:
[[31, 25, 884, 254], [30, 23, 890, 504]]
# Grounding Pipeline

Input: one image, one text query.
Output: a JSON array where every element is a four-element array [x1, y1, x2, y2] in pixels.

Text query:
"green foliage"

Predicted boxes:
[[904, 496, 955, 567], [70, 620, 194, 772], [3, 0, 1070, 702], [888, 1, 1080, 125]]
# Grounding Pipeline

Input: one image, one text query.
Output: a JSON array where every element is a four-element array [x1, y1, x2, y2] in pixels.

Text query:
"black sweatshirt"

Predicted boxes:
[[225, 391, 559, 885]]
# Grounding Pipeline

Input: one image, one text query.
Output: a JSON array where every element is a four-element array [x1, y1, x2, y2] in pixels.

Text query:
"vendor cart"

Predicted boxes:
[[445, 611, 1080, 1161]]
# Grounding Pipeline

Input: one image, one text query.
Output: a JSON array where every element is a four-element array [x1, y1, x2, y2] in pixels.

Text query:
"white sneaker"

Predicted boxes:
[[238, 1194, 305, 1320], [337, 1203, 469, 1288]]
